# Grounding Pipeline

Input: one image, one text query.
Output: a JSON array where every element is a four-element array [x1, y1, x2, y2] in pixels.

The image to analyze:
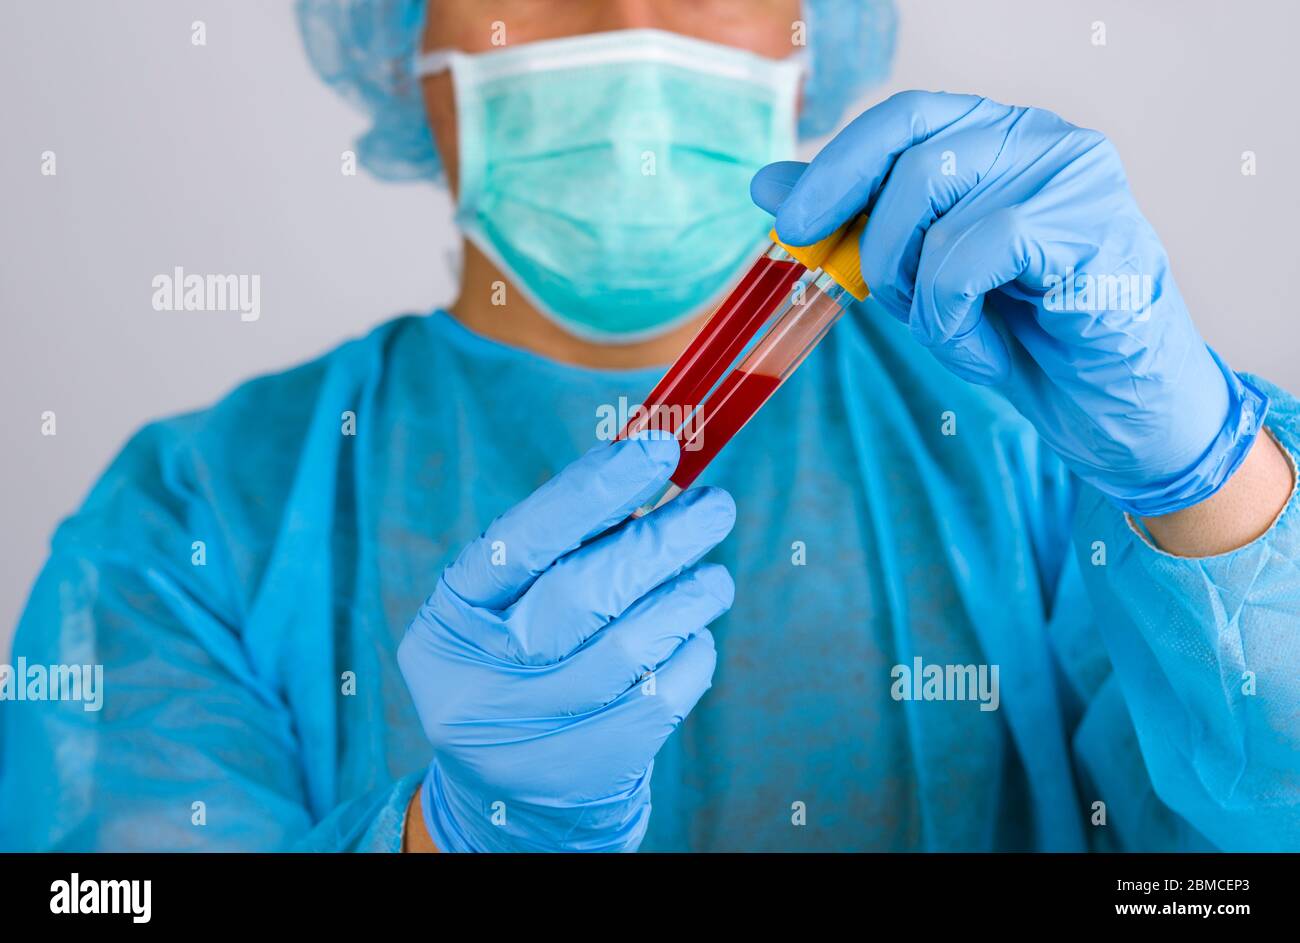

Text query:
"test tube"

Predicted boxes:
[[618, 244, 807, 440], [637, 273, 856, 513], [630, 216, 869, 516]]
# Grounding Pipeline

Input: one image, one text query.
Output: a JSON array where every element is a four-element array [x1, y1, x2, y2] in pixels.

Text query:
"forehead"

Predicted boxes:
[[423, 0, 802, 60]]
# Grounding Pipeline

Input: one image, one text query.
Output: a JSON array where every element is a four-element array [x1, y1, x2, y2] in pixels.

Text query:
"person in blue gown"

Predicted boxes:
[[3, 0, 1297, 852]]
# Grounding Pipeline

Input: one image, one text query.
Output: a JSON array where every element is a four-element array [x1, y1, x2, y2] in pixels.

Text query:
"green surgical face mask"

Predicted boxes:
[[417, 29, 801, 343]]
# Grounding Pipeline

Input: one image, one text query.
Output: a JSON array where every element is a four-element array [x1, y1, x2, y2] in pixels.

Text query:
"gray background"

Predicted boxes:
[[2, 0, 1296, 654]]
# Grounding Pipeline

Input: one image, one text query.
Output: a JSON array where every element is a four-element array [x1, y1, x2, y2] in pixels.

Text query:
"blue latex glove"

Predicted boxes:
[[398, 434, 735, 852], [752, 91, 1267, 517]]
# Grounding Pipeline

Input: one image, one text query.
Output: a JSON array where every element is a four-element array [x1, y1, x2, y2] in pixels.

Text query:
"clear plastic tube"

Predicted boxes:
[[633, 273, 852, 516], [618, 244, 806, 440]]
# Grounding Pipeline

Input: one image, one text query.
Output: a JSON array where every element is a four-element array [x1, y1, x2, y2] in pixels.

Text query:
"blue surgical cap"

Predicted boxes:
[[295, 0, 897, 183]]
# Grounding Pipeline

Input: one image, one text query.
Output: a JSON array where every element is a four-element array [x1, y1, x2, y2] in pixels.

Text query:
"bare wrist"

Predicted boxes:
[[402, 783, 440, 853], [1141, 428, 1294, 557]]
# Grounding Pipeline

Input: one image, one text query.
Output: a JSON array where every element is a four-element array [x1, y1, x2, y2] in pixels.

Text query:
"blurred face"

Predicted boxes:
[[420, 0, 802, 194]]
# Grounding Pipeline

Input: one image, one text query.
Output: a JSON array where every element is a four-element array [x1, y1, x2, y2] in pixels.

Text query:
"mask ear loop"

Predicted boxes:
[[413, 49, 456, 78], [787, 48, 811, 82]]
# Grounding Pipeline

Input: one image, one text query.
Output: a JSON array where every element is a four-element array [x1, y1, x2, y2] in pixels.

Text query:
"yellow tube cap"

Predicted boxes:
[[769, 216, 870, 302], [768, 221, 848, 272], [822, 216, 870, 301]]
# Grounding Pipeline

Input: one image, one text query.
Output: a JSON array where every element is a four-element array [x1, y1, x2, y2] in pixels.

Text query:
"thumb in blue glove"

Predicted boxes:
[[751, 90, 1266, 517], [398, 433, 735, 852]]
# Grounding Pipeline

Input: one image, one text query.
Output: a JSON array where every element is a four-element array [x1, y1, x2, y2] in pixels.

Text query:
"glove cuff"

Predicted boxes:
[[1113, 346, 1269, 518], [419, 760, 482, 853], [419, 758, 654, 853]]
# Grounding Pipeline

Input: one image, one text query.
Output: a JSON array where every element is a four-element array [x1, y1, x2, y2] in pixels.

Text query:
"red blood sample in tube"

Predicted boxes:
[[671, 369, 783, 490], [619, 257, 802, 439]]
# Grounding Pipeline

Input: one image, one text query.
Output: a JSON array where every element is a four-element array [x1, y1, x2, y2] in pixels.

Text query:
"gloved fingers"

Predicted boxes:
[[577, 621, 717, 775], [536, 627, 718, 804], [443, 434, 679, 610], [908, 207, 1029, 383], [772, 90, 986, 246], [858, 124, 1014, 323], [750, 160, 809, 215], [557, 563, 734, 713], [920, 298, 1013, 386], [595, 627, 719, 763], [500, 486, 736, 665], [430, 628, 719, 804]]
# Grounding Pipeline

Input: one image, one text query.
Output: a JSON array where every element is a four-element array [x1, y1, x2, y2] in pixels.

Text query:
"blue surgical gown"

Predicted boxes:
[[3, 305, 1299, 852]]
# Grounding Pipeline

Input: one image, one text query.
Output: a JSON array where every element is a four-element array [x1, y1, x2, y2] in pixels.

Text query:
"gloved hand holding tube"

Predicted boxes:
[[751, 90, 1268, 518], [398, 434, 735, 852]]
